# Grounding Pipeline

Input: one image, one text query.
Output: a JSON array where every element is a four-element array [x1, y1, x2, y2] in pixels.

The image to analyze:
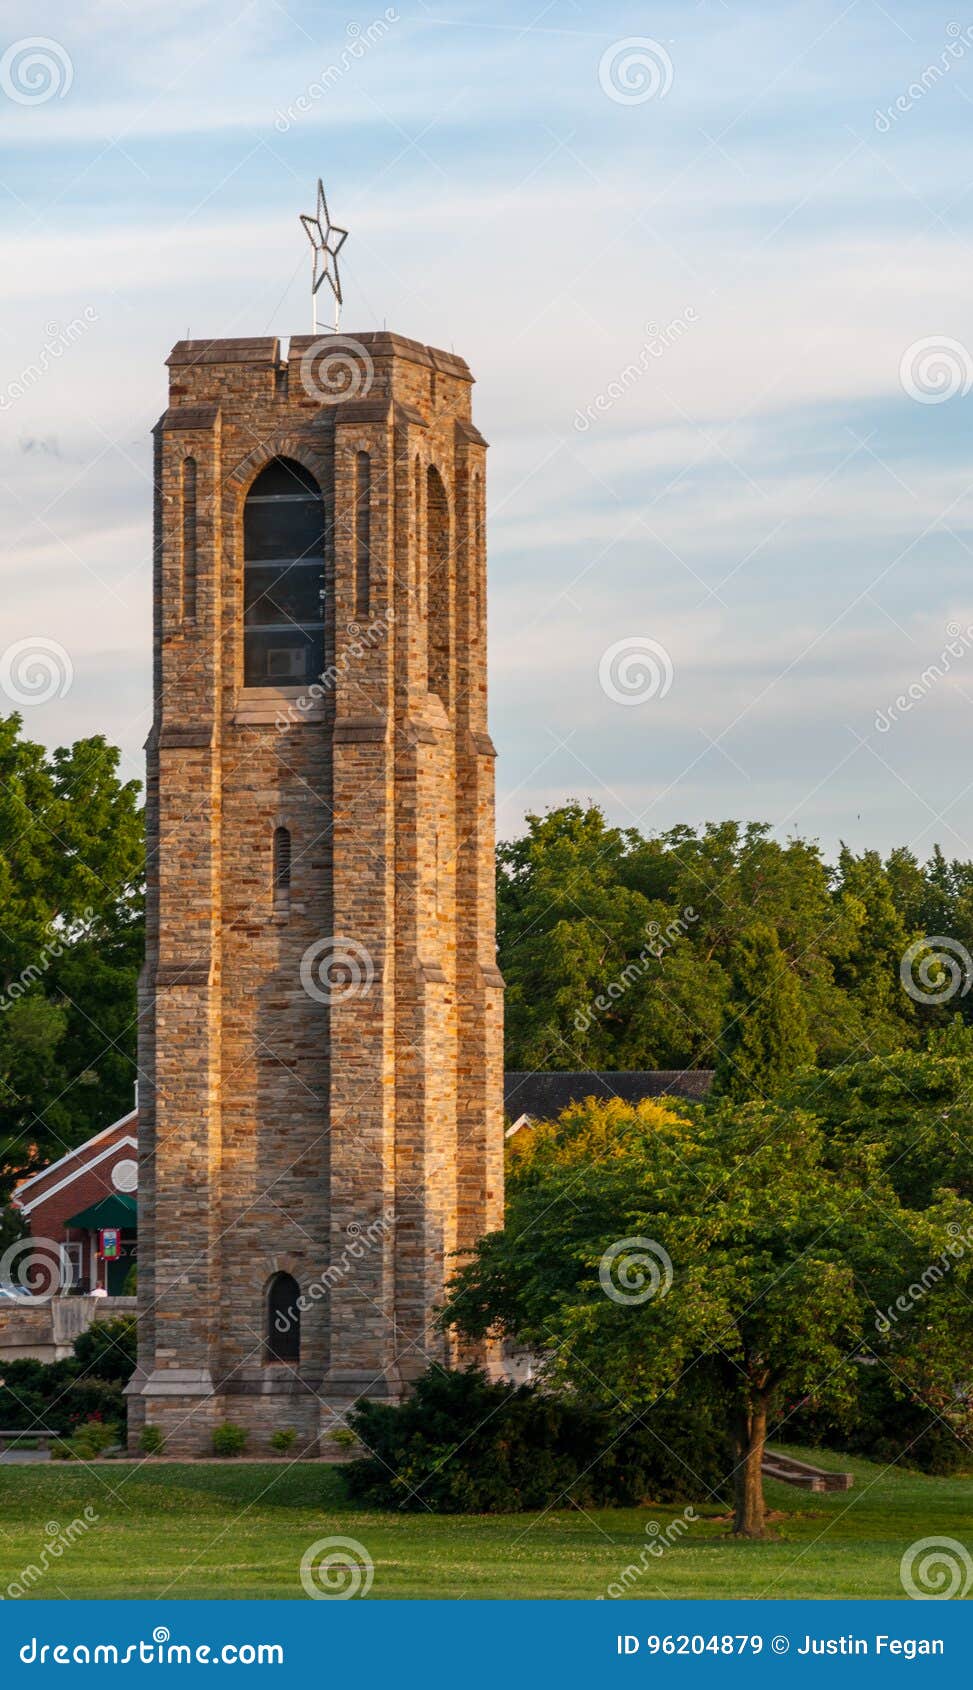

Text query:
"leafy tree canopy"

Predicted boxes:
[[0, 714, 143, 1195], [784, 1030, 973, 1210], [444, 1095, 973, 1537], [712, 923, 814, 1101], [496, 803, 973, 1097]]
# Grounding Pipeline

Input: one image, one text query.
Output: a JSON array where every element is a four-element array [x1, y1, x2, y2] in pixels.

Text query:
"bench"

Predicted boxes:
[[0, 1429, 59, 1453], [762, 1447, 853, 1492]]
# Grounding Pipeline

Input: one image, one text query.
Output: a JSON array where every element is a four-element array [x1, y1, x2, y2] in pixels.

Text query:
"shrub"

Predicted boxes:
[[73, 1315, 137, 1383], [0, 1357, 53, 1395], [346, 1367, 731, 1514], [65, 1418, 122, 1460], [787, 1366, 972, 1475], [0, 1386, 49, 1434], [139, 1425, 164, 1455], [0, 1347, 127, 1437], [63, 1378, 127, 1429], [269, 1428, 296, 1455], [212, 1422, 248, 1458], [0, 1358, 73, 1413], [0, 1369, 124, 1437]]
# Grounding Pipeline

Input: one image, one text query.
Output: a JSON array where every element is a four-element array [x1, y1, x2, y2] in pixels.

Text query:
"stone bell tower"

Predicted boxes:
[[127, 330, 504, 1454]]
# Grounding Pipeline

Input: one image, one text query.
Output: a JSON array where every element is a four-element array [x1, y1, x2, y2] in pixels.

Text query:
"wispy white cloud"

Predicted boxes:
[[2, 0, 972, 855]]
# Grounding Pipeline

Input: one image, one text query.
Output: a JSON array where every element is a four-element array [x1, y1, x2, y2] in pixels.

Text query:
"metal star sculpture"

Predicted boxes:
[[300, 178, 348, 333]]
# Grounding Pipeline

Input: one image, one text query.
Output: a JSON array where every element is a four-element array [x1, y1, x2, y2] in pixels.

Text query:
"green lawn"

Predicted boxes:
[[0, 1445, 969, 1599]]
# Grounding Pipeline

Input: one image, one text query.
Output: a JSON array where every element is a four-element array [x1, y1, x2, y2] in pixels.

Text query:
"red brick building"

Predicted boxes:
[[10, 1109, 139, 1295]]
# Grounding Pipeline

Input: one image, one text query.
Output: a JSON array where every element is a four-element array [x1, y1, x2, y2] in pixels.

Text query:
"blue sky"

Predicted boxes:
[[4, 0, 973, 858]]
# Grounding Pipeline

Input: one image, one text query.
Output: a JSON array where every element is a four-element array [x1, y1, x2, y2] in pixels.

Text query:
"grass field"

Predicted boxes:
[[0, 1445, 969, 1600]]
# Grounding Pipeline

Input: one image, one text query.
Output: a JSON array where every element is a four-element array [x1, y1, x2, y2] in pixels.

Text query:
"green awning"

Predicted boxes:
[[64, 1194, 137, 1230]]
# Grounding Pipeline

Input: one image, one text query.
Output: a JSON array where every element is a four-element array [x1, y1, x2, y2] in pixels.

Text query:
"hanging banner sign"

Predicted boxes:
[[99, 1227, 121, 1260]]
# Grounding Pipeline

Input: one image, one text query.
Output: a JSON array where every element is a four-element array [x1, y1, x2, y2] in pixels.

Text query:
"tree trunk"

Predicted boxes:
[[732, 1403, 767, 1538]]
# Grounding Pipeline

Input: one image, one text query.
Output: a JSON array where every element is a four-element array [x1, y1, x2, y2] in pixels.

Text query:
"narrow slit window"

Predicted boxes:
[[414, 458, 425, 672], [355, 451, 371, 619], [471, 472, 482, 640], [273, 826, 291, 916], [427, 465, 451, 705], [182, 456, 197, 623]]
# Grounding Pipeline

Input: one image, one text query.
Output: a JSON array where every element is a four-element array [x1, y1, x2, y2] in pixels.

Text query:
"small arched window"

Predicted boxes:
[[266, 1271, 300, 1364], [355, 451, 371, 619], [273, 826, 291, 917], [244, 458, 325, 687], [182, 456, 197, 624]]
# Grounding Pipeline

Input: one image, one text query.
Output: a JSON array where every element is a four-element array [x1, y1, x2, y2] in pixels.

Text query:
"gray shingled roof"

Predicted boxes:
[[504, 1069, 714, 1122]]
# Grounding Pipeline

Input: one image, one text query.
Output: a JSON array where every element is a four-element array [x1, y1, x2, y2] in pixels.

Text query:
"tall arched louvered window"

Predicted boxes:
[[243, 458, 325, 687], [266, 1272, 300, 1364], [427, 465, 451, 705], [182, 457, 197, 623]]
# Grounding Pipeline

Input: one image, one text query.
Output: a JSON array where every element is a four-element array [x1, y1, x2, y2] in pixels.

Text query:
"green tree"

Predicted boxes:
[[444, 1096, 973, 1538], [0, 715, 143, 1194], [785, 1040, 973, 1210], [828, 847, 918, 1058], [72, 1314, 138, 1384], [0, 1199, 27, 1258], [496, 806, 918, 1080], [498, 804, 726, 1072], [713, 923, 814, 1101]]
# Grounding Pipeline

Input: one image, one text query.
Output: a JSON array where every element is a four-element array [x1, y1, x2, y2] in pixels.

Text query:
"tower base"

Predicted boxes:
[[123, 1375, 410, 1459]]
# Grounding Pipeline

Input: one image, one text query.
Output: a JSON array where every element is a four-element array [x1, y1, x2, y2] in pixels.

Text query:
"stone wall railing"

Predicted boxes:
[[0, 1295, 137, 1362]]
